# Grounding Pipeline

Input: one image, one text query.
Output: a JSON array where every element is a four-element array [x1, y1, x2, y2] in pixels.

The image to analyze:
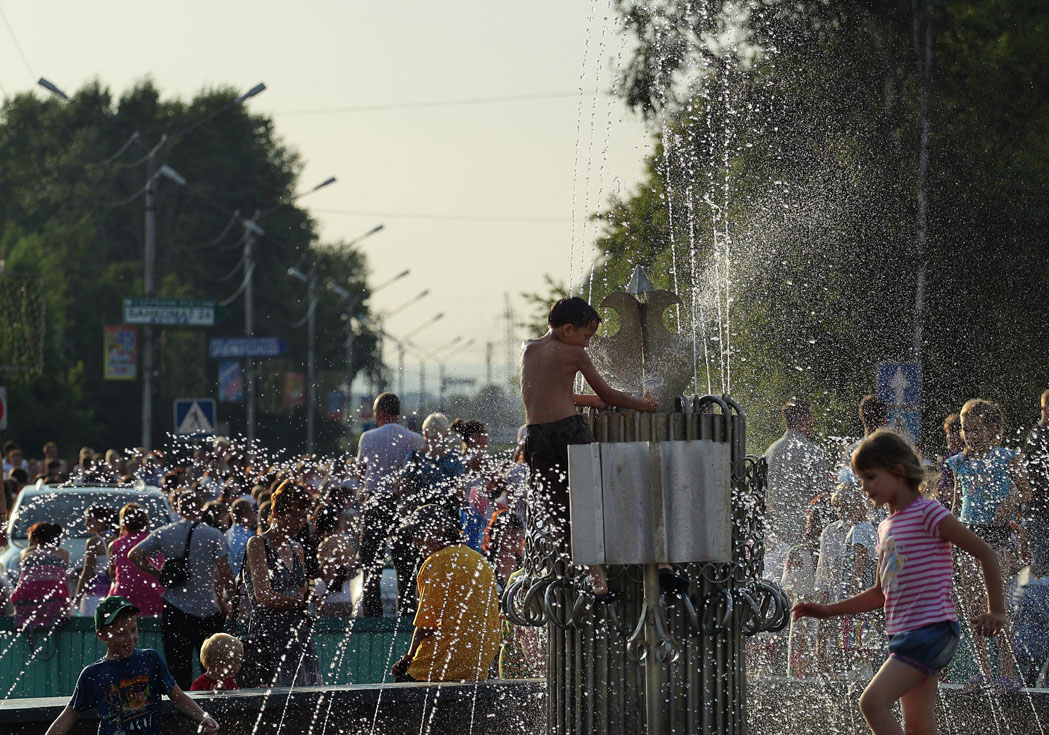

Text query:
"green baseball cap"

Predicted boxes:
[[94, 596, 140, 631]]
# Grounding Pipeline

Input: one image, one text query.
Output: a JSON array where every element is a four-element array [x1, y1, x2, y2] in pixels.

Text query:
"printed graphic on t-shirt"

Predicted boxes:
[[881, 537, 906, 591], [102, 674, 156, 732]]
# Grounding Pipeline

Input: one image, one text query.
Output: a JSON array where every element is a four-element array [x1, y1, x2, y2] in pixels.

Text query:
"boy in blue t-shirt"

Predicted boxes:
[[44, 596, 219, 735]]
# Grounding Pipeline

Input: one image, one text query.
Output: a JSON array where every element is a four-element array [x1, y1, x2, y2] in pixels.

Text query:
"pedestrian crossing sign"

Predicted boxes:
[[174, 398, 217, 435]]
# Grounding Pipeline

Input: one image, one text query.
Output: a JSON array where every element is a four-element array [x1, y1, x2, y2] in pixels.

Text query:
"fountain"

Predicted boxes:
[[504, 266, 789, 734]]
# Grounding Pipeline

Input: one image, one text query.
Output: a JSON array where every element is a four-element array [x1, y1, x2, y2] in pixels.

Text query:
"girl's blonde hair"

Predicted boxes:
[[200, 632, 244, 670], [960, 398, 1004, 437], [851, 429, 925, 492]]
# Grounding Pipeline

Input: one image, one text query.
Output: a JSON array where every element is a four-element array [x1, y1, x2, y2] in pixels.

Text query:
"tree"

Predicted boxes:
[[0, 80, 380, 455], [582, 1, 1049, 452]]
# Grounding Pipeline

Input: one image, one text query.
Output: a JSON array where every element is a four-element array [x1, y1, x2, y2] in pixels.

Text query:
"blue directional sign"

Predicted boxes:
[[888, 408, 920, 443], [208, 337, 288, 359], [876, 361, 921, 406], [174, 398, 217, 435]]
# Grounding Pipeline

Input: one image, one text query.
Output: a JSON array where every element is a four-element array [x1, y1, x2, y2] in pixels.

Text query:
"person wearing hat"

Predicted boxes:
[[390, 504, 500, 682], [45, 595, 218, 734]]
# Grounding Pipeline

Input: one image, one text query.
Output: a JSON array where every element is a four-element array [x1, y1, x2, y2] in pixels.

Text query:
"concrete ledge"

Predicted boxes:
[[0, 680, 546, 735], [6, 675, 1049, 734]]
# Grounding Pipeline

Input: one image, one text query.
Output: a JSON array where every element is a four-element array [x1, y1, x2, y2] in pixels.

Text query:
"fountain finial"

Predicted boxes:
[[588, 267, 693, 410], [625, 265, 656, 299]]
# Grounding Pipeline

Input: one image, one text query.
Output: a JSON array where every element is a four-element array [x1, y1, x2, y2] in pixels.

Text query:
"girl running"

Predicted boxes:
[[792, 429, 1007, 735]]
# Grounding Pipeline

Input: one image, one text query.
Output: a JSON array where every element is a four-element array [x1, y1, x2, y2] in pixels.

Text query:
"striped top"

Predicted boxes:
[[877, 497, 957, 634]]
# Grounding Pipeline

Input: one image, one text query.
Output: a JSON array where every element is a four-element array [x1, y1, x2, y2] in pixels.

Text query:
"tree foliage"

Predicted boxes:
[[0, 81, 379, 455], [581, 0, 1049, 452]]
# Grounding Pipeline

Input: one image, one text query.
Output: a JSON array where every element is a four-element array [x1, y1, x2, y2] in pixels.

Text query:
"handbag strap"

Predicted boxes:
[[180, 521, 199, 560]]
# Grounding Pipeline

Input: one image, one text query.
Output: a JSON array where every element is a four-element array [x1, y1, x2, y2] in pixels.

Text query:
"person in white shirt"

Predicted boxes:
[[355, 393, 424, 617], [762, 398, 831, 574]]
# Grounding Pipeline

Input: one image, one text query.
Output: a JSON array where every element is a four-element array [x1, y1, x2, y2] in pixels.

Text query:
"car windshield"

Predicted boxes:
[[10, 490, 171, 539]]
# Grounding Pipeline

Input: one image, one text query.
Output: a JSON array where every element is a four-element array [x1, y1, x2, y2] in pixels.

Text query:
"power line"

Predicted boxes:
[[278, 90, 600, 116], [312, 207, 571, 224], [0, 4, 35, 82]]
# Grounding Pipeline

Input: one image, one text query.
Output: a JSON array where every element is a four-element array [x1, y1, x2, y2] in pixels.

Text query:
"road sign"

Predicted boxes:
[[124, 298, 218, 326], [876, 361, 921, 406], [888, 408, 920, 443], [174, 398, 217, 435], [0, 387, 7, 430], [208, 337, 288, 359]]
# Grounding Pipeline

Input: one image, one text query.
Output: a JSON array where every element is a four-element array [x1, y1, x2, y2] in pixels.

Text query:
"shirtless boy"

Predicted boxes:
[[520, 297, 657, 595]]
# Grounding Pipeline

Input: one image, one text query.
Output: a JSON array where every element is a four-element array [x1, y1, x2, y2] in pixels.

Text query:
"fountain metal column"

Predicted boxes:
[[505, 267, 788, 734]]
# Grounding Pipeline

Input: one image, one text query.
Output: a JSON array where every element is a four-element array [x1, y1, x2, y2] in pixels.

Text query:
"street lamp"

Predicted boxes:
[[287, 264, 318, 453], [392, 313, 444, 404], [38, 76, 265, 449], [241, 175, 338, 444], [285, 223, 386, 453], [370, 289, 430, 393], [330, 264, 407, 443], [405, 335, 468, 414], [437, 338, 475, 410]]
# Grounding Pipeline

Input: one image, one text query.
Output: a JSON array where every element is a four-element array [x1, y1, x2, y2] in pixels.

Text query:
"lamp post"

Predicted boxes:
[[241, 176, 338, 444], [372, 289, 429, 393], [437, 338, 474, 410], [393, 313, 444, 407], [287, 225, 386, 453], [330, 265, 406, 444], [38, 77, 265, 449], [405, 335, 467, 414], [288, 265, 318, 453]]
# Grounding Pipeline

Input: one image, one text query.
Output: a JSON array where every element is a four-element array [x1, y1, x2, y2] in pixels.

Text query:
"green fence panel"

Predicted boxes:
[[0, 615, 413, 700]]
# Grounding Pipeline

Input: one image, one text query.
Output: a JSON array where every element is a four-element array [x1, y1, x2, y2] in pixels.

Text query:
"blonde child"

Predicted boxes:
[[793, 429, 1007, 735], [190, 632, 244, 691], [947, 398, 1029, 689]]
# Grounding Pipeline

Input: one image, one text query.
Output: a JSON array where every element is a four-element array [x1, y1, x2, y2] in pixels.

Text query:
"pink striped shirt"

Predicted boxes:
[[877, 497, 957, 634]]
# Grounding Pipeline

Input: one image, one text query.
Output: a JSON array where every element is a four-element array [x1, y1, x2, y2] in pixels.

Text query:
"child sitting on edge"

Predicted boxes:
[[520, 296, 659, 598], [44, 595, 218, 735], [191, 632, 244, 691]]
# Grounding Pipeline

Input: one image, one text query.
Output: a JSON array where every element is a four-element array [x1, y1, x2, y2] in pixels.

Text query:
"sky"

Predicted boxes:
[[0, 0, 654, 396]]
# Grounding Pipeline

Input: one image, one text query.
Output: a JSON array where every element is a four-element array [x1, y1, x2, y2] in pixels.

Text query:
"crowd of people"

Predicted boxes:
[[6, 292, 1046, 735], [0, 392, 541, 702], [762, 391, 1049, 694]]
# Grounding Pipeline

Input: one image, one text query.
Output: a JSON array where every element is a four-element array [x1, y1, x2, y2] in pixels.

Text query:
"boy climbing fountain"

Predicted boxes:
[[519, 296, 658, 597]]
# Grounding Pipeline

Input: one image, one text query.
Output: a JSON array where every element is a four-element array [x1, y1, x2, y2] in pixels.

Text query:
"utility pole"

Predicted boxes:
[[141, 151, 157, 449], [288, 263, 319, 453], [345, 314, 356, 445], [912, 0, 933, 369], [243, 211, 262, 444], [37, 78, 265, 450], [397, 340, 406, 399], [485, 341, 494, 386], [503, 293, 516, 387], [306, 267, 317, 453]]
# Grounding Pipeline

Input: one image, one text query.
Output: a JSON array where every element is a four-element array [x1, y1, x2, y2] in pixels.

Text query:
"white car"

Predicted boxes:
[[2, 482, 175, 589]]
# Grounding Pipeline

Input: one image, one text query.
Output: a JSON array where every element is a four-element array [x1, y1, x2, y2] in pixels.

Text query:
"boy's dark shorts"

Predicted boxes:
[[887, 620, 960, 676], [524, 414, 595, 536]]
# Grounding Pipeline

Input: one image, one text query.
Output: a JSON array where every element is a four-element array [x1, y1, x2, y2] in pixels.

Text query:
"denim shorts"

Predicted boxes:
[[887, 620, 960, 676]]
